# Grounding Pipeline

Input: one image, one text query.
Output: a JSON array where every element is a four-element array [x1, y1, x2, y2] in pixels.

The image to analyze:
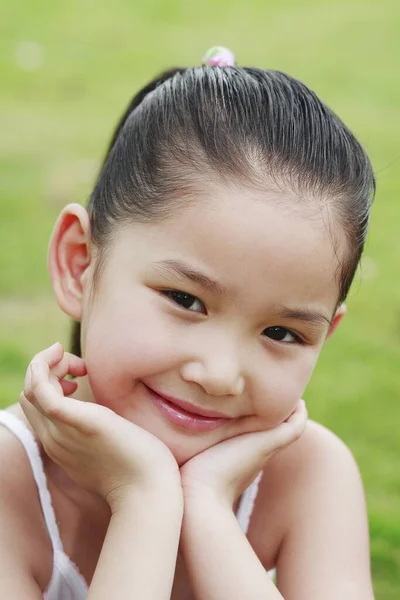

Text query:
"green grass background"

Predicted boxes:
[[1, 0, 399, 596]]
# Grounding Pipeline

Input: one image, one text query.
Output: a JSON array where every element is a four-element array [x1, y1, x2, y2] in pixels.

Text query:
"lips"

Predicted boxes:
[[144, 384, 230, 432]]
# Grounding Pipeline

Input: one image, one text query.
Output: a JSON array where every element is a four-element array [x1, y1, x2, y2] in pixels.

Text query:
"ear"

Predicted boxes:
[[48, 203, 91, 322], [326, 303, 346, 339]]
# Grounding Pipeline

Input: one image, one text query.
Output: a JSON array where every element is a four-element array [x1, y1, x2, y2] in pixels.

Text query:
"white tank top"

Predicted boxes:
[[0, 410, 262, 600]]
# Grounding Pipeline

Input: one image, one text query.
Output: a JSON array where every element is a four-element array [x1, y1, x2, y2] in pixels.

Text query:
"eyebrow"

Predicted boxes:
[[152, 259, 226, 295], [152, 260, 332, 326], [277, 307, 332, 327]]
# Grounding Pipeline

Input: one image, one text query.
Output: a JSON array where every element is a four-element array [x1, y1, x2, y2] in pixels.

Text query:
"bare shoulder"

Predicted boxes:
[[258, 419, 364, 503], [248, 420, 373, 596], [273, 418, 362, 475], [0, 415, 52, 592]]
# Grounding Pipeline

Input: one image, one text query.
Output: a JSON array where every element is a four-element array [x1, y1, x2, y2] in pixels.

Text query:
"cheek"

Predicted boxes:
[[82, 293, 181, 407], [252, 351, 318, 426]]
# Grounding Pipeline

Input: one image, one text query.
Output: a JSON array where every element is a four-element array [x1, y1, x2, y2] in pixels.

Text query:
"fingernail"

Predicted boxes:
[[49, 342, 61, 350]]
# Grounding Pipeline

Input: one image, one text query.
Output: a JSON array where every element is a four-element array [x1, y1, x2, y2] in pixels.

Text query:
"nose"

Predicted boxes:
[[180, 342, 245, 397]]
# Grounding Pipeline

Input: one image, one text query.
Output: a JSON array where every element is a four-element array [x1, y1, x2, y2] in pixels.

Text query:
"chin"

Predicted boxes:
[[171, 448, 197, 467], [117, 401, 227, 465], [148, 427, 215, 466]]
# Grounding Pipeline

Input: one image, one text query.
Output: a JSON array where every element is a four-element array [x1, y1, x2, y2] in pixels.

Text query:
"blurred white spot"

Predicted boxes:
[[46, 158, 99, 207], [15, 41, 44, 71], [360, 256, 378, 281], [76, 158, 99, 184]]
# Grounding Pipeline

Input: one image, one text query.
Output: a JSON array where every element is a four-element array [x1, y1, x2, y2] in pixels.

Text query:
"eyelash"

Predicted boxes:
[[262, 326, 303, 345], [161, 290, 304, 345], [161, 290, 206, 314]]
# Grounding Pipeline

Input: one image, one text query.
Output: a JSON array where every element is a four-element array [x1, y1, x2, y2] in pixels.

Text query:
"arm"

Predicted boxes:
[[18, 343, 184, 599], [272, 422, 374, 600], [182, 493, 283, 600], [180, 419, 374, 600], [179, 403, 307, 600], [88, 487, 183, 600], [0, 452, 183, 600]]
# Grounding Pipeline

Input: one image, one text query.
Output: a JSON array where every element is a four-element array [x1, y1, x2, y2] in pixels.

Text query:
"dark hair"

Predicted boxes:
[[71, 65, 375, 356]]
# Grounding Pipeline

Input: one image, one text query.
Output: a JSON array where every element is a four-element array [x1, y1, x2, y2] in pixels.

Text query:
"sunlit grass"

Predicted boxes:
[[1, 1, 399, 596]]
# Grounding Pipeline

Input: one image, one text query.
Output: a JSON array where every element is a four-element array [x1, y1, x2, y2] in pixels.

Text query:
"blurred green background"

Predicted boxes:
[[1, 0, 399, 597]]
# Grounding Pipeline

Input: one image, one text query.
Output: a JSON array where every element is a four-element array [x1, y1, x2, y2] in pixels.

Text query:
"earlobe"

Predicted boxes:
[[48, 204, 92, 321], [327, 303, 346, 338]]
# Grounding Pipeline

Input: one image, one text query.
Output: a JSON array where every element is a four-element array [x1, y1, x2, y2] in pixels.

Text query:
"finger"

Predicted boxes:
[[28, 344, 86, 384], [25, 347, 85, 404], [25, 361, 90, 427], [24, 350, 97, 431], [24, 343, 64, 391], [25, 359, 64, 418], [255, 400, 308, 453], [50, 355, 86, 398], [285, 398, 306, 421], [37, 342, 65, 370], [284, 399, 308, 434], [218, 401, 308, 473], [51, 352, 87, 381], [242, 400, 308, 445], [19, 391, 48, 439], [234, 399, 307, 438], [60, 379, 78, 396]]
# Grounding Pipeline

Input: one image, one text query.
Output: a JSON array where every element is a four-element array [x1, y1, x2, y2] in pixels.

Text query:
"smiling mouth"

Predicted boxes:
[[143, 384, 230, 433]]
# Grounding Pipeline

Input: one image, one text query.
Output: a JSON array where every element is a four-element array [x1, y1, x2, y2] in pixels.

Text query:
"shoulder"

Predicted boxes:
[[275, 418, 361, 474], [249, 420, 370, 576], [260, 419, 363, 501], [0, 414, 53, 591]]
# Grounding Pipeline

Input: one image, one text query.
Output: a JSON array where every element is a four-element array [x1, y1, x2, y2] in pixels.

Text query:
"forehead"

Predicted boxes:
[[116, 186, 346, 312]]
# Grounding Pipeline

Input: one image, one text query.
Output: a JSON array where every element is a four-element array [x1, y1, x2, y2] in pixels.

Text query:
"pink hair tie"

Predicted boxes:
[[202, 46, 236, 67]]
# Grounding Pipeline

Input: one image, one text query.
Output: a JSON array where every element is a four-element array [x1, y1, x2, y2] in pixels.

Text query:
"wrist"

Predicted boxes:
[[182, 479, 233, 512], [182, 487, 233, 529], [108, 479, 184, 515], [180, 493, 236, 559]]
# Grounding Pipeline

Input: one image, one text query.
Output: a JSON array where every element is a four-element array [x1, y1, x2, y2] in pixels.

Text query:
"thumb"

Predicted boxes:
[[245, 400, 307, 459], [222, 400, 308, 493]]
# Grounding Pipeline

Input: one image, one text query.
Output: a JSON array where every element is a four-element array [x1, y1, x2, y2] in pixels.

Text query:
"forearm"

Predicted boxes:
[[182, 495, 283, 600], [88, 486, 183, 600]]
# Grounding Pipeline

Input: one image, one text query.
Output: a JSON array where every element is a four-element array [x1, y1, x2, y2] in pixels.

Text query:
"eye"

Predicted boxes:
[[263, 326, 301, 344], [162, 290, 206, 314]]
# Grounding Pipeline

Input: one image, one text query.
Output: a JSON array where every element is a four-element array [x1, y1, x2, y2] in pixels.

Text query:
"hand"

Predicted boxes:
[[180, 401, 308, 509], [20, 343, 181, 510]]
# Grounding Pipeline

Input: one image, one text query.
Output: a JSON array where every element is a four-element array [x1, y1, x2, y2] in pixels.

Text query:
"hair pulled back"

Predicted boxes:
[[71, 65, 375, 356]]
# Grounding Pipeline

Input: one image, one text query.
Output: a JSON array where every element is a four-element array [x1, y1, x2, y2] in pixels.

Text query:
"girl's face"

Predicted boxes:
[[77, 186, 345, 464]]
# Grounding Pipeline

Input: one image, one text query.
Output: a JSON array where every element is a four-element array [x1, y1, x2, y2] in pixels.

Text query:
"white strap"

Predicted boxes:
[[0, 411, 64, 553], [236, 471, 263, 534]]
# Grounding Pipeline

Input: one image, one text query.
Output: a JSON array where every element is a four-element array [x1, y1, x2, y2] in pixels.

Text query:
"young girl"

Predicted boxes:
[[0, 47, 375, 599]]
